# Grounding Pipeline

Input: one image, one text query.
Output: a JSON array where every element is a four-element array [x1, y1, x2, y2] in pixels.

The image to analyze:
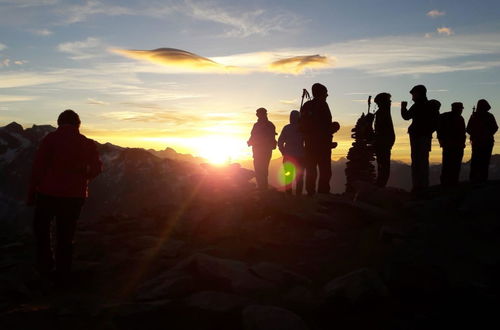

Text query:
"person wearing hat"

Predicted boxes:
[[466, 99, 498, 182], [28, 109, 102, 288], [247, 107, 277, 190], [401, 85, 440, 194], [373, 93, 395, 187], [300, 83, 333, 195], [437, 102, 466, 186]]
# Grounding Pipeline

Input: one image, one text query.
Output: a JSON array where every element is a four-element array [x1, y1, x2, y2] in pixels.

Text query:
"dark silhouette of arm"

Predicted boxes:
[[86, 139, 102, 180], [277, 125, 288, 155], [401, 104, 414, 121]]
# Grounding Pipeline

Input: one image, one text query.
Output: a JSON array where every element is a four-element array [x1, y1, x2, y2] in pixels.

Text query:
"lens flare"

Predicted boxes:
[[278, 160, 297, 187]]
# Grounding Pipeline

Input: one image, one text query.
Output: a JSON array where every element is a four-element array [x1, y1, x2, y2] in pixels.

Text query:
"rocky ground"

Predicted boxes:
[[1, 181, 499, 330]]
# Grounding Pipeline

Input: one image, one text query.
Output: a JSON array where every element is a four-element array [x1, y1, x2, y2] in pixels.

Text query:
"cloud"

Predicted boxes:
[[1, 58, 10, 67], [437, 27, 454, 36], [87, 98, 108, 105], [0, 43, 6, 51], [269, 55, 332, 74], [427, 10, 445, 18], [57, 0, 133, 24], [112, 48, 241, 73], [58, 37, 103, 59], [0, 95, 35, 102], [181, 0, 302, 38], [0, 0, 58, 7], [31, 28, 53, 36], [0, 72, 64, 88]]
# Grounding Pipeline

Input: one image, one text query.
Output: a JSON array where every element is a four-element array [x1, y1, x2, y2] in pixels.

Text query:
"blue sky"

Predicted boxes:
[[1, 0, 499, 162]]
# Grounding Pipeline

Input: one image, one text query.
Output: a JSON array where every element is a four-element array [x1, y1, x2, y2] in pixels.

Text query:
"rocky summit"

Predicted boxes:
[[0, 122, 499, 329]]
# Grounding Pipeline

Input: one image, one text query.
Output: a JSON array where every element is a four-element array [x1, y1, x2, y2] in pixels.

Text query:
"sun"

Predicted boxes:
[[196, 135, 249, 165]]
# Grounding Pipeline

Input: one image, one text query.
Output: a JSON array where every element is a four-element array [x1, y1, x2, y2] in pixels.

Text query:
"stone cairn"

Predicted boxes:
[[345, 106, 376, 193]]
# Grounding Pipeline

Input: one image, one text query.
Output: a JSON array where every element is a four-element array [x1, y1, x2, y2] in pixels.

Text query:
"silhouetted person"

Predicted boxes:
[[300, 83, 333, 195], [278, 110, 305, 195], [373, 93, 395, 187], [27, 110, 102, 287], [437, 102, 466, 186], [401, 85, 440, 194], [247, 108, 277, 190], [466, 99, 498, 182]]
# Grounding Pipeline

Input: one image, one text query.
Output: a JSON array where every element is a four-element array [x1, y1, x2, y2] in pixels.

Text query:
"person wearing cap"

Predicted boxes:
[[401, 85, 440, 194], [278, 110, 305, 195], [437, 102, 466, 186], [28, 109, 102, 287], [466, 99, 498, 182], [300, 83, 333, 195], [373, 93, 395, 187], [247, 107, 277, 190]]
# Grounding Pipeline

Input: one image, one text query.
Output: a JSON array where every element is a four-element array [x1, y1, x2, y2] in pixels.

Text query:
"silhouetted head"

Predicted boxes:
[[476, 99, 491, 113], [374, 93, 391, 109], [312, 83, 328, 99], [428, 99, 441, 112], [451, 102, 464, 115], [410, 85, 427, 102], [256, 107, 268, 120], [289, 110, 300, 124], [57, 109, 81, 128]]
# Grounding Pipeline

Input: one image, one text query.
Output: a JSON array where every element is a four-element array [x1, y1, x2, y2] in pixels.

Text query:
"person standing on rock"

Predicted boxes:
[[247, 107, 277, 191], [466, 99, 498, 182], [437, 102, 466, 186], [373, 93, 395, 188], [278, 110, 305, 195], [401, 85, 440, 194], [27, 109, 102, 287], [300, 83, 333, 195]]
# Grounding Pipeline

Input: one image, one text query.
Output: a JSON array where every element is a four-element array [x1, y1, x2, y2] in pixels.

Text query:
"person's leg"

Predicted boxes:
[[283, 156, 293, 194], [376, 147, 391, 187], [450, 147, 464, 185], [470, 143, 478, 182], [33, 193, 55, 276], [55, 197, 84, 282], [440, 147, 451, 186], [479, 142, 493, 182], [295, 157, 305, 195], [262, 149, 272, 189], [421, 137, 431, 189], [253, 152, 264, 190], [409, 135, 419, 192], [305, 148, 317, 195], [318, 147, 332, 193]]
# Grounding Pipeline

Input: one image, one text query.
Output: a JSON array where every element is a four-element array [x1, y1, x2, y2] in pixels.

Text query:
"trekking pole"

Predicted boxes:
[[367, 95, 372, 114], [300, 89, 311, 111]]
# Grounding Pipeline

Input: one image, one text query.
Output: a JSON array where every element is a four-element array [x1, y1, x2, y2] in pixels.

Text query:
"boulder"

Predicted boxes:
[[135, 275, 195, 301], [250, 262, 310, 287], [184, 291, 250, 313], [173, 254, 275, 294], [242, 305, 309, 330], [323, 268, 388, 304]]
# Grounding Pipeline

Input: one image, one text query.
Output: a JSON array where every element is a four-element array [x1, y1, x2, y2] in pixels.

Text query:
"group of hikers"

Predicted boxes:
[[26, 83, 497, 288], [248, 83, 498, 195]]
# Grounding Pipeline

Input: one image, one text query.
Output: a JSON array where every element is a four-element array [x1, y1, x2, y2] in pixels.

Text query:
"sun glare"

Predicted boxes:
[[196, 135, 250, 165]]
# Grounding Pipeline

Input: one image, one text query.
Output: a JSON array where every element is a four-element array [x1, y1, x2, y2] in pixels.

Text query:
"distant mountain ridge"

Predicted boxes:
[[0, 122, 253, 223]]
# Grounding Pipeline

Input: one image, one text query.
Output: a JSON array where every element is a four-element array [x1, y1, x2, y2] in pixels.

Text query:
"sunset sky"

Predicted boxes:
[[1, 0, 500, 163]]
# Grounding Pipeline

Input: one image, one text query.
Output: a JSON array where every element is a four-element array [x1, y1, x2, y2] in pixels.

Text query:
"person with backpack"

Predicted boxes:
[[27, 110, 102, 288], [373, 93, 396, 187], [247, 107, 277, 191], [300, 83, 333, 195], [401, 85, 440, 194], [278, 110, 305, 195], [466, 99, 498, 182], [437, 102, 466, 186]]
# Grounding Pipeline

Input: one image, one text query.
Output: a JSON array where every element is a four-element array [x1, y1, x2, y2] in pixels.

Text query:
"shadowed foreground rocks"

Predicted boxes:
[[1, 181, 499, 329]]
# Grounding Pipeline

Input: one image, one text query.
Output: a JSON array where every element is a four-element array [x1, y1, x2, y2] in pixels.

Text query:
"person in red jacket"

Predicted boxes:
[[28, 109, 102, 286]]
